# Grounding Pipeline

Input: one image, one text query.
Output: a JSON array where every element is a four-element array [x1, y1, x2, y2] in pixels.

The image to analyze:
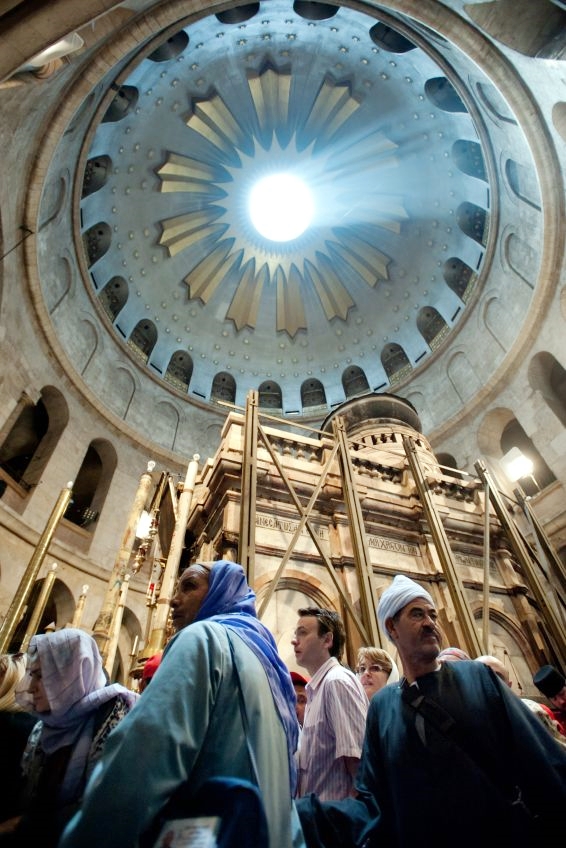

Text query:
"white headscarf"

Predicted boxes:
[[377, 574, 435, 641], [18, 628, 138, 803], [385, 652, 401, 684]]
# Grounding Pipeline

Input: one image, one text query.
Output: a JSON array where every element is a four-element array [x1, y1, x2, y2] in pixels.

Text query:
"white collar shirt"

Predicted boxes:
[[297, 656, 369, 800]]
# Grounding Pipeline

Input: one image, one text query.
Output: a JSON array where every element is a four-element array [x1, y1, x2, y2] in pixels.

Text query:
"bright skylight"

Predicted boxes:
[[249, 173, 314, 241]]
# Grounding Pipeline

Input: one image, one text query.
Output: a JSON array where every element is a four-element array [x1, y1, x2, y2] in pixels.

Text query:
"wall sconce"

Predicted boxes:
[[20, 33, 84, 71]]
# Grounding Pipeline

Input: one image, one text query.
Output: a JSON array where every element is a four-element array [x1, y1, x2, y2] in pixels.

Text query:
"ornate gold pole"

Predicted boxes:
[[92, 461, 155, 661], [104, 574, 130, 678], [0, 481, 73, 653], [482, 477, 491, 653], [19, 562, 58, 652], [70, 584, 89, 628], [239, 390, 258, 584], [144, 454, 200, 655]]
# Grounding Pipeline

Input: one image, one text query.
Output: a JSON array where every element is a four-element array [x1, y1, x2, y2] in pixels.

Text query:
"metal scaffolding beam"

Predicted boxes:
[[404, 435, 483, 657], [475, 461, 566, 668], [333, 416, 382, 647]]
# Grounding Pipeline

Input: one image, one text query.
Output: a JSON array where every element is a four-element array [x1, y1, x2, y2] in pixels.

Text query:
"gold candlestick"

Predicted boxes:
[[0, 482, 73, 653]]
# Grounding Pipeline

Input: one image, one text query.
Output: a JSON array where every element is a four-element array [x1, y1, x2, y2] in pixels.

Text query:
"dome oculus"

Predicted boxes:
[[249, 173, 314, 241]]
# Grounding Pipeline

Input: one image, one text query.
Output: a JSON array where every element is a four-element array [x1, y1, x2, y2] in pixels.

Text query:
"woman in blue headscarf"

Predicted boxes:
[[59, 560, 305, 848]]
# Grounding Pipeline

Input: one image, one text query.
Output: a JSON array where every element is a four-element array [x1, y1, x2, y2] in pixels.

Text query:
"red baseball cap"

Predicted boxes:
[[290, 670, 309, 686], [142, 652, 163, 680]]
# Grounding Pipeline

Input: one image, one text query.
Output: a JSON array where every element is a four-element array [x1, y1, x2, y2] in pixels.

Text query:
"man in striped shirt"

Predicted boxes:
[[292, 607, 368, 801]]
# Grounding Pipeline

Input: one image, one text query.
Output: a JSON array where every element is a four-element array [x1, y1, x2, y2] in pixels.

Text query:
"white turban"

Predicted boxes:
[[377, 574, 435, 641]]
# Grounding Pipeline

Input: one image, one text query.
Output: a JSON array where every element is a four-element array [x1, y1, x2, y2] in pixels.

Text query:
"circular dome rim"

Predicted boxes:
[[20, 3, 559, 450]]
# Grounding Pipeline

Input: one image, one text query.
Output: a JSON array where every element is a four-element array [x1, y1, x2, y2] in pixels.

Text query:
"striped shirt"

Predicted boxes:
[[297, 656, 369, 800]]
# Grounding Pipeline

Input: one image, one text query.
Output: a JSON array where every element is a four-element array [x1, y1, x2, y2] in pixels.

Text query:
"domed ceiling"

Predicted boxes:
[[39, 0, 499, 421]]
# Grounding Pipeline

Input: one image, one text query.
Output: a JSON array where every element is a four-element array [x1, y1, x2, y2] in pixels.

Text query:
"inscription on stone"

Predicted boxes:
[[256, 513, 328, 540], [367, 536, 419, 557]]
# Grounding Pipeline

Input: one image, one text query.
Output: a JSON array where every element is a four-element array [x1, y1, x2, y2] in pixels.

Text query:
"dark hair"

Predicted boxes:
[[298, 607, 345, 660]]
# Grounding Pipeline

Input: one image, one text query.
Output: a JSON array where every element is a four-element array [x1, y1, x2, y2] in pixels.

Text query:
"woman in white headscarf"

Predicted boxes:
[[0, 628, 137, 848], [356, 646, 400, 700]]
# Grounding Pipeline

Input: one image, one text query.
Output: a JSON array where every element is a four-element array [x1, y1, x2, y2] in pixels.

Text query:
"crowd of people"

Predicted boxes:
[[0, 565, 565, 847]]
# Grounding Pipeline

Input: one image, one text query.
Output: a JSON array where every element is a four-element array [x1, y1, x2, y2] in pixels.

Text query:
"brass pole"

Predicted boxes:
[[19, 562, 58, 652], [104, 573, 130, 678], [482, 479, 491, 654], [333, 417, 382, 647], [0, 481, 73, 653], [70, 584, 89, 628], [93, 461, 155, 661], [239, 390, 258, 584], [144, 454, 200, 656], [403, 435, 483, 657]]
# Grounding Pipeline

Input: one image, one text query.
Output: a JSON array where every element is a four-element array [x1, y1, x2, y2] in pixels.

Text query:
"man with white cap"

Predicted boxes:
[[296, 573, 566, 847]]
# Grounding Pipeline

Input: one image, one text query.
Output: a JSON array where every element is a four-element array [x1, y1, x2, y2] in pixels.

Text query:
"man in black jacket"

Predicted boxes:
[[297, 574, 566, 848]]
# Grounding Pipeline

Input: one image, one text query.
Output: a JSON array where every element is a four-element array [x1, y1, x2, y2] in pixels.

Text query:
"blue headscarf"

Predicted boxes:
[[193, 559, 299, 793]]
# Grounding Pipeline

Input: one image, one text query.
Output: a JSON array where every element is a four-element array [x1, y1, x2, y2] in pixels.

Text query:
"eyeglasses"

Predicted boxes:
[[356, 664, 387, 675]]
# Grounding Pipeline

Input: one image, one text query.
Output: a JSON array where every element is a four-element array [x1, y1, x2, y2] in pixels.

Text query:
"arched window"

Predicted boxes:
[[500, 418, 555, 496], [381, 344, 412, 383], [258, 381, 282, 410], [416, 306, 449, 349], [99, 276, 128, 321], [435, 452, 462, 479], [342, 366, 369, 399], [82, 222, 112, 266], [102, 85, 139, 123], [369, 23, 416, 53], [425, 77, 467, 113], [451, 140, 487, 181], [147, 30, 189, 61], [0, 387, 68, 491], [528, 352, 566, 427], [211, 372, 236, 404], [5, 576, 73, 653], [64, 439, 117, 531], [301, 378, 327, 410], [216, 4, 259, 24], [165, 350, 193, 391], [443, 257, 475, 300], [456, 202, 488, 246], [293, 1, 338, 22], [82, 155, 112, 198], [128, 319, 158, 362]]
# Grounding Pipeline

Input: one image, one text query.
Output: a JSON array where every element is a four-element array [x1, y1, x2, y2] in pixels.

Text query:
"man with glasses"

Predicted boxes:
[[297, 574, 566, 847], [292, 607, 368, 801]]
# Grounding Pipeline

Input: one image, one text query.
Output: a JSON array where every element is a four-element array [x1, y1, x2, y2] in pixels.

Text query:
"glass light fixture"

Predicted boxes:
[[136, 509, 152, 539]]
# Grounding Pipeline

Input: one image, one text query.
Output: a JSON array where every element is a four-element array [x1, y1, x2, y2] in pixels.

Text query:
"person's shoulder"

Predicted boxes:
[[441, 659, 501, 693], [324, 662, 356, 683], [372, 680, 402, 706], [323, 664, 367, 700], [169, 619, 231, 657]]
